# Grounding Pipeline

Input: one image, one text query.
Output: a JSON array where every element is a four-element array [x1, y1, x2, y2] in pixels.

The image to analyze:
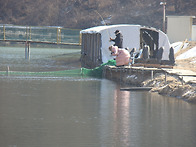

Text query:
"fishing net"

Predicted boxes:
[[0, 60, 116, 77], [81, 60, 116, 77]]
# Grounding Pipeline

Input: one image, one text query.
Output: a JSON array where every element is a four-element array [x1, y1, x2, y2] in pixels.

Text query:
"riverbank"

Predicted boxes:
[[103, 41, 196, 103], [103, 65, 196, 103], [142, 73, 196, 103]]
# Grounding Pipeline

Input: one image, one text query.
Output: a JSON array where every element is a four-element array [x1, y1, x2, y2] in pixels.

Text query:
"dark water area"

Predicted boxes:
[[0, 46, 196, 147]]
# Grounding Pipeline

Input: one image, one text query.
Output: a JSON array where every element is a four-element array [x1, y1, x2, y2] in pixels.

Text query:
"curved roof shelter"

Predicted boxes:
[[80, 24, 171, 68]]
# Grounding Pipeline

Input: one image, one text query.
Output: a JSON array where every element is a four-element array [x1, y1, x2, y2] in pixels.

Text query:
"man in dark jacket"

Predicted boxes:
[[110, 30, 123, 48]]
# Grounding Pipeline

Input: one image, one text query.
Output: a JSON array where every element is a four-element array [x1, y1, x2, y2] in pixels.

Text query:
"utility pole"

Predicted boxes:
[[160, 2, 166, 33]]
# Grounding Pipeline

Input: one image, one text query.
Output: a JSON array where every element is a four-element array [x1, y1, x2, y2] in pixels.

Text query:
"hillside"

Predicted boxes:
[[0, 0, 195, 29]]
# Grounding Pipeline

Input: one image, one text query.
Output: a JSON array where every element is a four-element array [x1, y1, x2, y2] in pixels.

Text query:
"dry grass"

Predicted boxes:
[[174, 41, 196, 72]]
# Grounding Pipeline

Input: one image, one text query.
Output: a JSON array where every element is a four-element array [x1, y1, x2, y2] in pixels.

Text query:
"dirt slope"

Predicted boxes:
[[174, 41, 196, 72]]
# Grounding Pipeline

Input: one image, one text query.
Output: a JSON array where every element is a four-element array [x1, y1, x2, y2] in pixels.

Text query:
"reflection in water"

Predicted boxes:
[[99, 81, 196, 147], [0, 73, 196, 147], [113, 88, 131, 147]]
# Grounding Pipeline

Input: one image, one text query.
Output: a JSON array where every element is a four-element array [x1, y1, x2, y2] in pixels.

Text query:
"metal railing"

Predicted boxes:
[[0, 25, 81, 45]]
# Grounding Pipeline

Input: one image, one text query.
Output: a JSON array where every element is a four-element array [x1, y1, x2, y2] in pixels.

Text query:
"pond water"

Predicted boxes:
[[0, 46, 196, 147]]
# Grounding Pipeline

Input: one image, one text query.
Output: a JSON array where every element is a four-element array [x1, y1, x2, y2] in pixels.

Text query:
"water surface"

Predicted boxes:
[[0, 46, 196, 147]]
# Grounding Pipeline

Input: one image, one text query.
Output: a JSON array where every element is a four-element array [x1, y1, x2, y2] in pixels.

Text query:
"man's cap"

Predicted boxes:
[[114, 30, 120, 34]]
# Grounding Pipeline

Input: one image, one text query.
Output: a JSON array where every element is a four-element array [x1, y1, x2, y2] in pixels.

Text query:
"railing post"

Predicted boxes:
[[29, 26, 31, 40], [26, 26, 28, 41], [6, 66, 9, 76], [3, 25, 5, 40], [151, 70, 154, 80], [57, 28, 61, 44], [56, 28, 58, 44], [79, 33, 82, 45], [165, 72, 167, 84], [59, 28, 61, 43], [25, 41, 30, 60]]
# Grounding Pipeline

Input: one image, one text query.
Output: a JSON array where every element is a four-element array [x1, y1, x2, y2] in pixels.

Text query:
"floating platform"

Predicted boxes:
[[120, 87, 152, 91]]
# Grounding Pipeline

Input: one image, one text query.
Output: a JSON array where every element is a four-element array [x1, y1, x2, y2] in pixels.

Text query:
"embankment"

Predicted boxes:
[[103, 65, 196, 103]]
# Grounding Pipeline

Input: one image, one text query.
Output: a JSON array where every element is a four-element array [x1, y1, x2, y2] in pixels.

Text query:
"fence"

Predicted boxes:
[[0, 25, 81, 45]]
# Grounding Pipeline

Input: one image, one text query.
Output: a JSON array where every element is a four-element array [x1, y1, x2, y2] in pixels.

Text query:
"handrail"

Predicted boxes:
[[0, 25, 81, 45], [0, 39, 81, 46]]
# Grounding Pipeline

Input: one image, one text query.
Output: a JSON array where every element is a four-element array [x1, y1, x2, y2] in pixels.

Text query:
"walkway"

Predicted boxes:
[[163, 68, 196, 84], [0, 25, 81, 45]]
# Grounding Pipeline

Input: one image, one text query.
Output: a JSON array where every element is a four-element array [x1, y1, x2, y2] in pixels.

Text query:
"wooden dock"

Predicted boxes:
[[103, 65, 196, 85], [162, 68, 196, 84]]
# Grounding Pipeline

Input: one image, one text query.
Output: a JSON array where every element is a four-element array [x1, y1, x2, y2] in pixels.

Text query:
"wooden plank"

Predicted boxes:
[[163, 69, 196, 76], [132, 63, 173, 69], [120, 87, 152, 91]]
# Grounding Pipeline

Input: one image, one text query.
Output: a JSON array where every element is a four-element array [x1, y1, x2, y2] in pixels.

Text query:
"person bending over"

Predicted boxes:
[[109, 45, 130, 66]]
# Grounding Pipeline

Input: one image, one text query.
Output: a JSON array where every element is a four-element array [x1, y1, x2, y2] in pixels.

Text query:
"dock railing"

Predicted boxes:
[[0, 25, 81, 45]]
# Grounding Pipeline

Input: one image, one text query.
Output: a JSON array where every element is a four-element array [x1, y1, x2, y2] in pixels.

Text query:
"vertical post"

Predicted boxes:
[[26, 26, 28, 41], [57, 28, 58, 44], [151, 70, 154, 80], [163, 3, 166, 33], [160, 2, 166, 33], [3, 25, 5, 40], [57, 28, 61, 44], [29, 27, 31, 40], [28, 42, 30, 60], [25, 42, 30, 60], [181, 76, 184, 85], [6, 66, 9, 76], [25, 42, 27, 59], [59, 28, 61, 43], [165, 72, 167, 84], [79, 33, 82, 45]]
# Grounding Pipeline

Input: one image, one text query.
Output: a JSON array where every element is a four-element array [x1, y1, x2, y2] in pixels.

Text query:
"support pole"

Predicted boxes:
[[3, 25, 5, 40], [29, 27, 31, 40], [163, 4, 166, 33], [165, 72, 167, 84], [28, 42, 30, 60], [160, 2, 166, 33], [57, 28, 61, 44], [25, 42, 30, 60], [181, 76, 184, 85], [151, 70, 154, 80], [6, 66, 9, 76]]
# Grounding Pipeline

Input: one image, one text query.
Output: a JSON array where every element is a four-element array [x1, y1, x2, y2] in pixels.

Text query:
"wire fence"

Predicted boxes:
[[0, 25, 81, 45]]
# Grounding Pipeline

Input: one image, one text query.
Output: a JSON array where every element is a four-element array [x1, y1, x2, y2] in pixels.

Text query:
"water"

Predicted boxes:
[[0, 46, 81, 71], [0, 46, 196, 147]]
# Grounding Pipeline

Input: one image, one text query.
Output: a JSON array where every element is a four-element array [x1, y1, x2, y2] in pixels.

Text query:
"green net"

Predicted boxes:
[[0, 60, 116, 77], [81, 60, 116, 77]]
